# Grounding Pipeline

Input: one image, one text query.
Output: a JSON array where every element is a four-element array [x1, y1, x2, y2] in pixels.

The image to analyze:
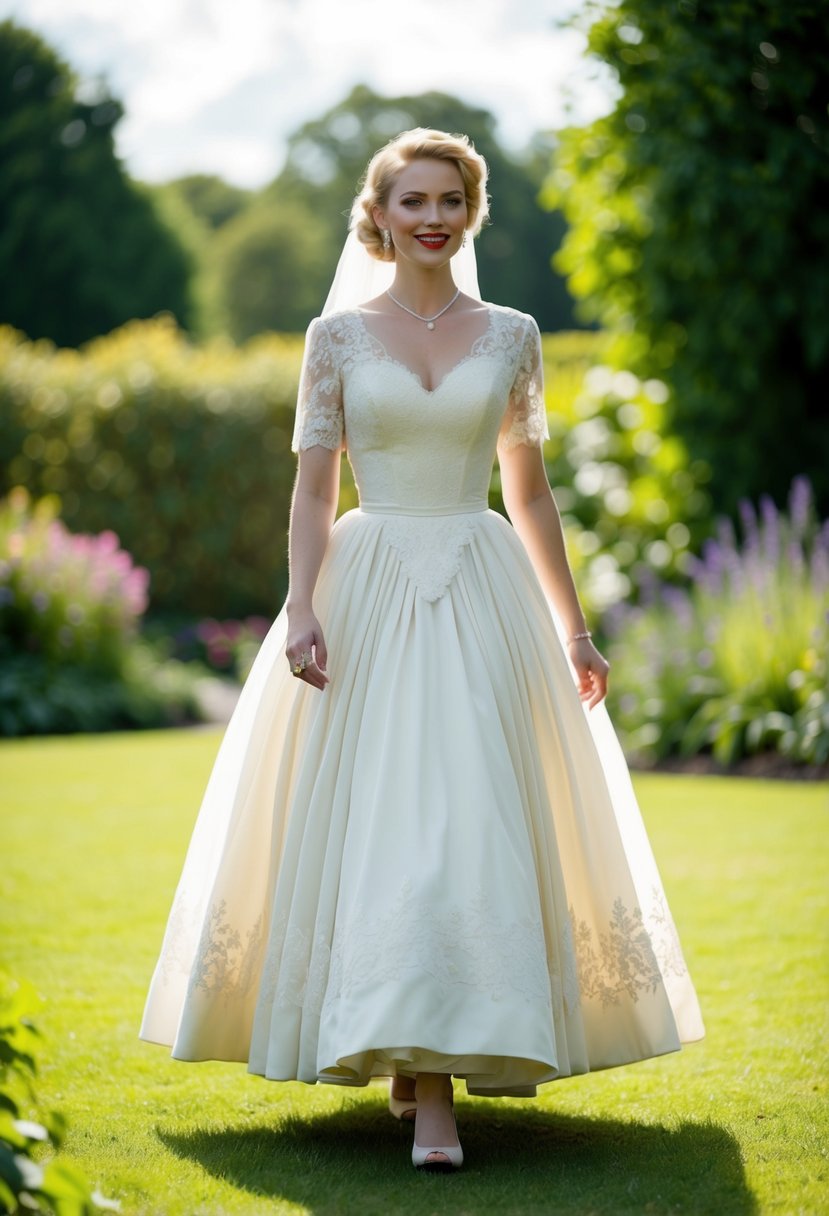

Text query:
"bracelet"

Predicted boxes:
[[568, 630, 592, 643]]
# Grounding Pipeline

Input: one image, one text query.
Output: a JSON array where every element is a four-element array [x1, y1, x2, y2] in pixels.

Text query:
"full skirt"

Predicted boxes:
[[140, 507, 704, 1096]]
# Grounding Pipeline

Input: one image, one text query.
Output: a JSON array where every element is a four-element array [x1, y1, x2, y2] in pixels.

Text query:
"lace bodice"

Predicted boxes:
[[291, 304, 549, 513]]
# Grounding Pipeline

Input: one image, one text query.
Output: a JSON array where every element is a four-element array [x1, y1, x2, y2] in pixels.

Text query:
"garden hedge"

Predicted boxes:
[[0, 318, 705, 619], [0, 318, 301, 617]]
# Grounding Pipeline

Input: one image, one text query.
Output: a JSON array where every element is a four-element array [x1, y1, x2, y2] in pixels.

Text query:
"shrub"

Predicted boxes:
[[0, 487, 148, 672], [0, 318, 302, 618], [165, 614, 271, 683], [0, 973, 119, 1214], [492, 345, 712, 615], [604, 478, 829, 766], [0, 488, 200, 736], [2, 317, 709, 621]]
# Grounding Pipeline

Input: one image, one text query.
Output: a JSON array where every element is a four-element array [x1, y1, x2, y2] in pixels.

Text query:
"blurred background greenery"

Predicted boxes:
[[1, 2, 827, 771]]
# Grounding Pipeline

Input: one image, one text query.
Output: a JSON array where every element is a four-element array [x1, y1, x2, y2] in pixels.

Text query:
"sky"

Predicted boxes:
[[2, 0, 617, 189]]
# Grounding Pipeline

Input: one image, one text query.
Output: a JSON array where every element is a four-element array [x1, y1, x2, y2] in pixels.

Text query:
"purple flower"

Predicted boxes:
[[637, 564, 660, 606], [813, 548, 829, 593], [1, 490, 150, 663], [815, 520, 829, 565], [788, 476, 812, 537], [207, 641, 233, 668], [786, 538, 805, 579], [736, 502, 757, 557], [196, 619, 223, 644], [759, 494, 780, 565]]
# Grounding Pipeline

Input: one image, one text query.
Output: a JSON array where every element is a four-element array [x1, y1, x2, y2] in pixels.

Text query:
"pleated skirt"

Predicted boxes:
[[139, 507, 703, 1095]]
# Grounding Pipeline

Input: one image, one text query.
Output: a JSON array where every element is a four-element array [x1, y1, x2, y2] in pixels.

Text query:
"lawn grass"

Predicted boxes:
[[1, 729, 827, 1215]]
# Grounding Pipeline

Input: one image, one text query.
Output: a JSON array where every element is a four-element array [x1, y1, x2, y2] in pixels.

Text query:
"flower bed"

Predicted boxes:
[[604, 478, 828, 766]]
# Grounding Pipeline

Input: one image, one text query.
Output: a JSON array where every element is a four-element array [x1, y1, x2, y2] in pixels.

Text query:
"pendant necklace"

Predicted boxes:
[[386, 287, 460, 331]]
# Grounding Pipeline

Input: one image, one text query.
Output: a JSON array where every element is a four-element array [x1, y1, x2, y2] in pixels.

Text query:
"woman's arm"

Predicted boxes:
[[499, 441, 610, 709], [284, 444, 341, 690]]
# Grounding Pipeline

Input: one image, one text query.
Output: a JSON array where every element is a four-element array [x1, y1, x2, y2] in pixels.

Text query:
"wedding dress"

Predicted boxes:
[[140, 303, 704, 1095]]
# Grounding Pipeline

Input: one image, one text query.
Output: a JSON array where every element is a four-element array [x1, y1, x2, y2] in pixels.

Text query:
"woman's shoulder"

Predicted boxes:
[[305, 310, 365, 352], [480, 301, 540, 339], [308, 308, 362, 331]]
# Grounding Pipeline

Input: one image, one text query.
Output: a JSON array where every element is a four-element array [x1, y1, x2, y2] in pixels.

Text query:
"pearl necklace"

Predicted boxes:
[[386, 287, 460, 331]]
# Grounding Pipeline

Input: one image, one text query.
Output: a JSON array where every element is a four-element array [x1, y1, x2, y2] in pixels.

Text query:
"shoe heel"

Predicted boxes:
[[411, 1101, 463, 1171]]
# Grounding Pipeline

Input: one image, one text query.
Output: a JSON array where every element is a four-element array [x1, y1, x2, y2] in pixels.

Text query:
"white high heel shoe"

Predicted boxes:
[[411, 1092, 463, 1171]]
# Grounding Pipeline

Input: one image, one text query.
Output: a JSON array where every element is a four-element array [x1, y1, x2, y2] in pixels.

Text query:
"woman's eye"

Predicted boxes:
[[400, 198, 463, 207]]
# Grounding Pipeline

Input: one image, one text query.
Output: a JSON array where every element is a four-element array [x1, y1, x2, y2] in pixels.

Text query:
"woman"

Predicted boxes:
[[140, 129, 704, 1173]]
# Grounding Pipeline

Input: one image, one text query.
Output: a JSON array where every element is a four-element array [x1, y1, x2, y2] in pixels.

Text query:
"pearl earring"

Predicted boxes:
[[382, 229, 391, 252], [462, 231, 467, 247]]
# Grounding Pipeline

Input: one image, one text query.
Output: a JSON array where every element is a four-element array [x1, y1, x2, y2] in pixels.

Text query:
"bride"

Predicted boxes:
[[140, 128, 704, 1173]]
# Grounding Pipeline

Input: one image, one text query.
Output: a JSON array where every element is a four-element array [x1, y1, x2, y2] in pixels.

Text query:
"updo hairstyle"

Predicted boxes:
[[353, 128, 490, 263]]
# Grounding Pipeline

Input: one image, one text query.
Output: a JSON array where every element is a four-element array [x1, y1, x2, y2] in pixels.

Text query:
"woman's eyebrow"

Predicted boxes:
[[399, 190, 464, 198]]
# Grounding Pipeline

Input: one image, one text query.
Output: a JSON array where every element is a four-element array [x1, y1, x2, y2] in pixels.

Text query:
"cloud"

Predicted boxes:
[[3, 0, 615, 186]]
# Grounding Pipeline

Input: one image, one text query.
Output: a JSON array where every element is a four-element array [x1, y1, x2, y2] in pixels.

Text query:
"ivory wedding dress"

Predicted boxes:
[[140, 304, 704, 1095]]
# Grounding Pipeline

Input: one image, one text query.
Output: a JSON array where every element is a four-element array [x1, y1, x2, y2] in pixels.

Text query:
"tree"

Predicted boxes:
[[140, 176, 257, 338], [161, 173, 252, 231], [0, 19, 194, 347], [215, 200, 331, 340], [546, 0, 829, 515], [266, 84, 578, 332]]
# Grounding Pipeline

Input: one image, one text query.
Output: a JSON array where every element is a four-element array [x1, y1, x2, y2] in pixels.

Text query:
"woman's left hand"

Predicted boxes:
[[568, 638, 610, 710]]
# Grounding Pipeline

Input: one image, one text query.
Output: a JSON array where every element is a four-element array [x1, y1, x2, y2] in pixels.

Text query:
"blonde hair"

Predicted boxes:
[[353, 127, 489, 263]]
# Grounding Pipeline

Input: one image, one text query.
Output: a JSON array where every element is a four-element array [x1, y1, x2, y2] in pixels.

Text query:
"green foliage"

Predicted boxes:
[[160, 174, 253, 231], [0, 19, 194, 348], [0, 319, 302, 619], [146, 175, 258, 341], [168, 615, 270, 684], [542, 355, 711, 613], [491, 332, 711, 615], [0, 487, 201, 736], [214, 201, 331, 341], [0, 642, 201, 739], [545, 0, 829, 515], [0, 487, 148, 671], [140, 86, 582, 342], [255, 84, 578, 334], [1, 316, 701, 625], [139, 183, 222, 343], [605, 479, 829, 765], [0, 973, 118, 1215]]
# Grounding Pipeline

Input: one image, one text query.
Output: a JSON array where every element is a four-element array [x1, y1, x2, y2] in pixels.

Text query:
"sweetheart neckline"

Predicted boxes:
[[354, 308, 495, 396]]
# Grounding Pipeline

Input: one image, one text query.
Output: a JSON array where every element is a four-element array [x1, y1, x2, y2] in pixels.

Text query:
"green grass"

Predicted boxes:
[[1, 730, 827, 1215]]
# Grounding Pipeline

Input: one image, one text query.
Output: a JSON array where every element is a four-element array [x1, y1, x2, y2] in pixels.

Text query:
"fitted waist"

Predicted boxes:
[[359, 499, 489, 517]]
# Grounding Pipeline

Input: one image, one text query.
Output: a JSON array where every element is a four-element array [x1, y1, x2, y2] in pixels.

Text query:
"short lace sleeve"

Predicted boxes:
[[291, 317, 344, 453], [498, 314, 549, 451]]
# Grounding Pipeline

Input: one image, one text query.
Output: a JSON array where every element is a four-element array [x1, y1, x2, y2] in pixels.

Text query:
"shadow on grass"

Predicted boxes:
[[158, 1094, 757, 1215]]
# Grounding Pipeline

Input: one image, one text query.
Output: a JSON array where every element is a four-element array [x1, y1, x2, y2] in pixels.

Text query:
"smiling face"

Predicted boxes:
[[373, 157, 469, 268]]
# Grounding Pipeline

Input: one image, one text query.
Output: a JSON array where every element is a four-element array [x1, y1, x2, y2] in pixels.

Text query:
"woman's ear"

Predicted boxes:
[[371, 204, 387, 234]]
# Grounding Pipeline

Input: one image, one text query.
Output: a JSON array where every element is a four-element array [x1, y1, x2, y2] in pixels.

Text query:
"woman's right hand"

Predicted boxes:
[[285, 606, 329, 690]]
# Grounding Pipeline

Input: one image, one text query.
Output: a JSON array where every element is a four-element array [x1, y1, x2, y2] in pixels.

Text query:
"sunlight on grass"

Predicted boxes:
[[2, 730, 827, 1215]]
